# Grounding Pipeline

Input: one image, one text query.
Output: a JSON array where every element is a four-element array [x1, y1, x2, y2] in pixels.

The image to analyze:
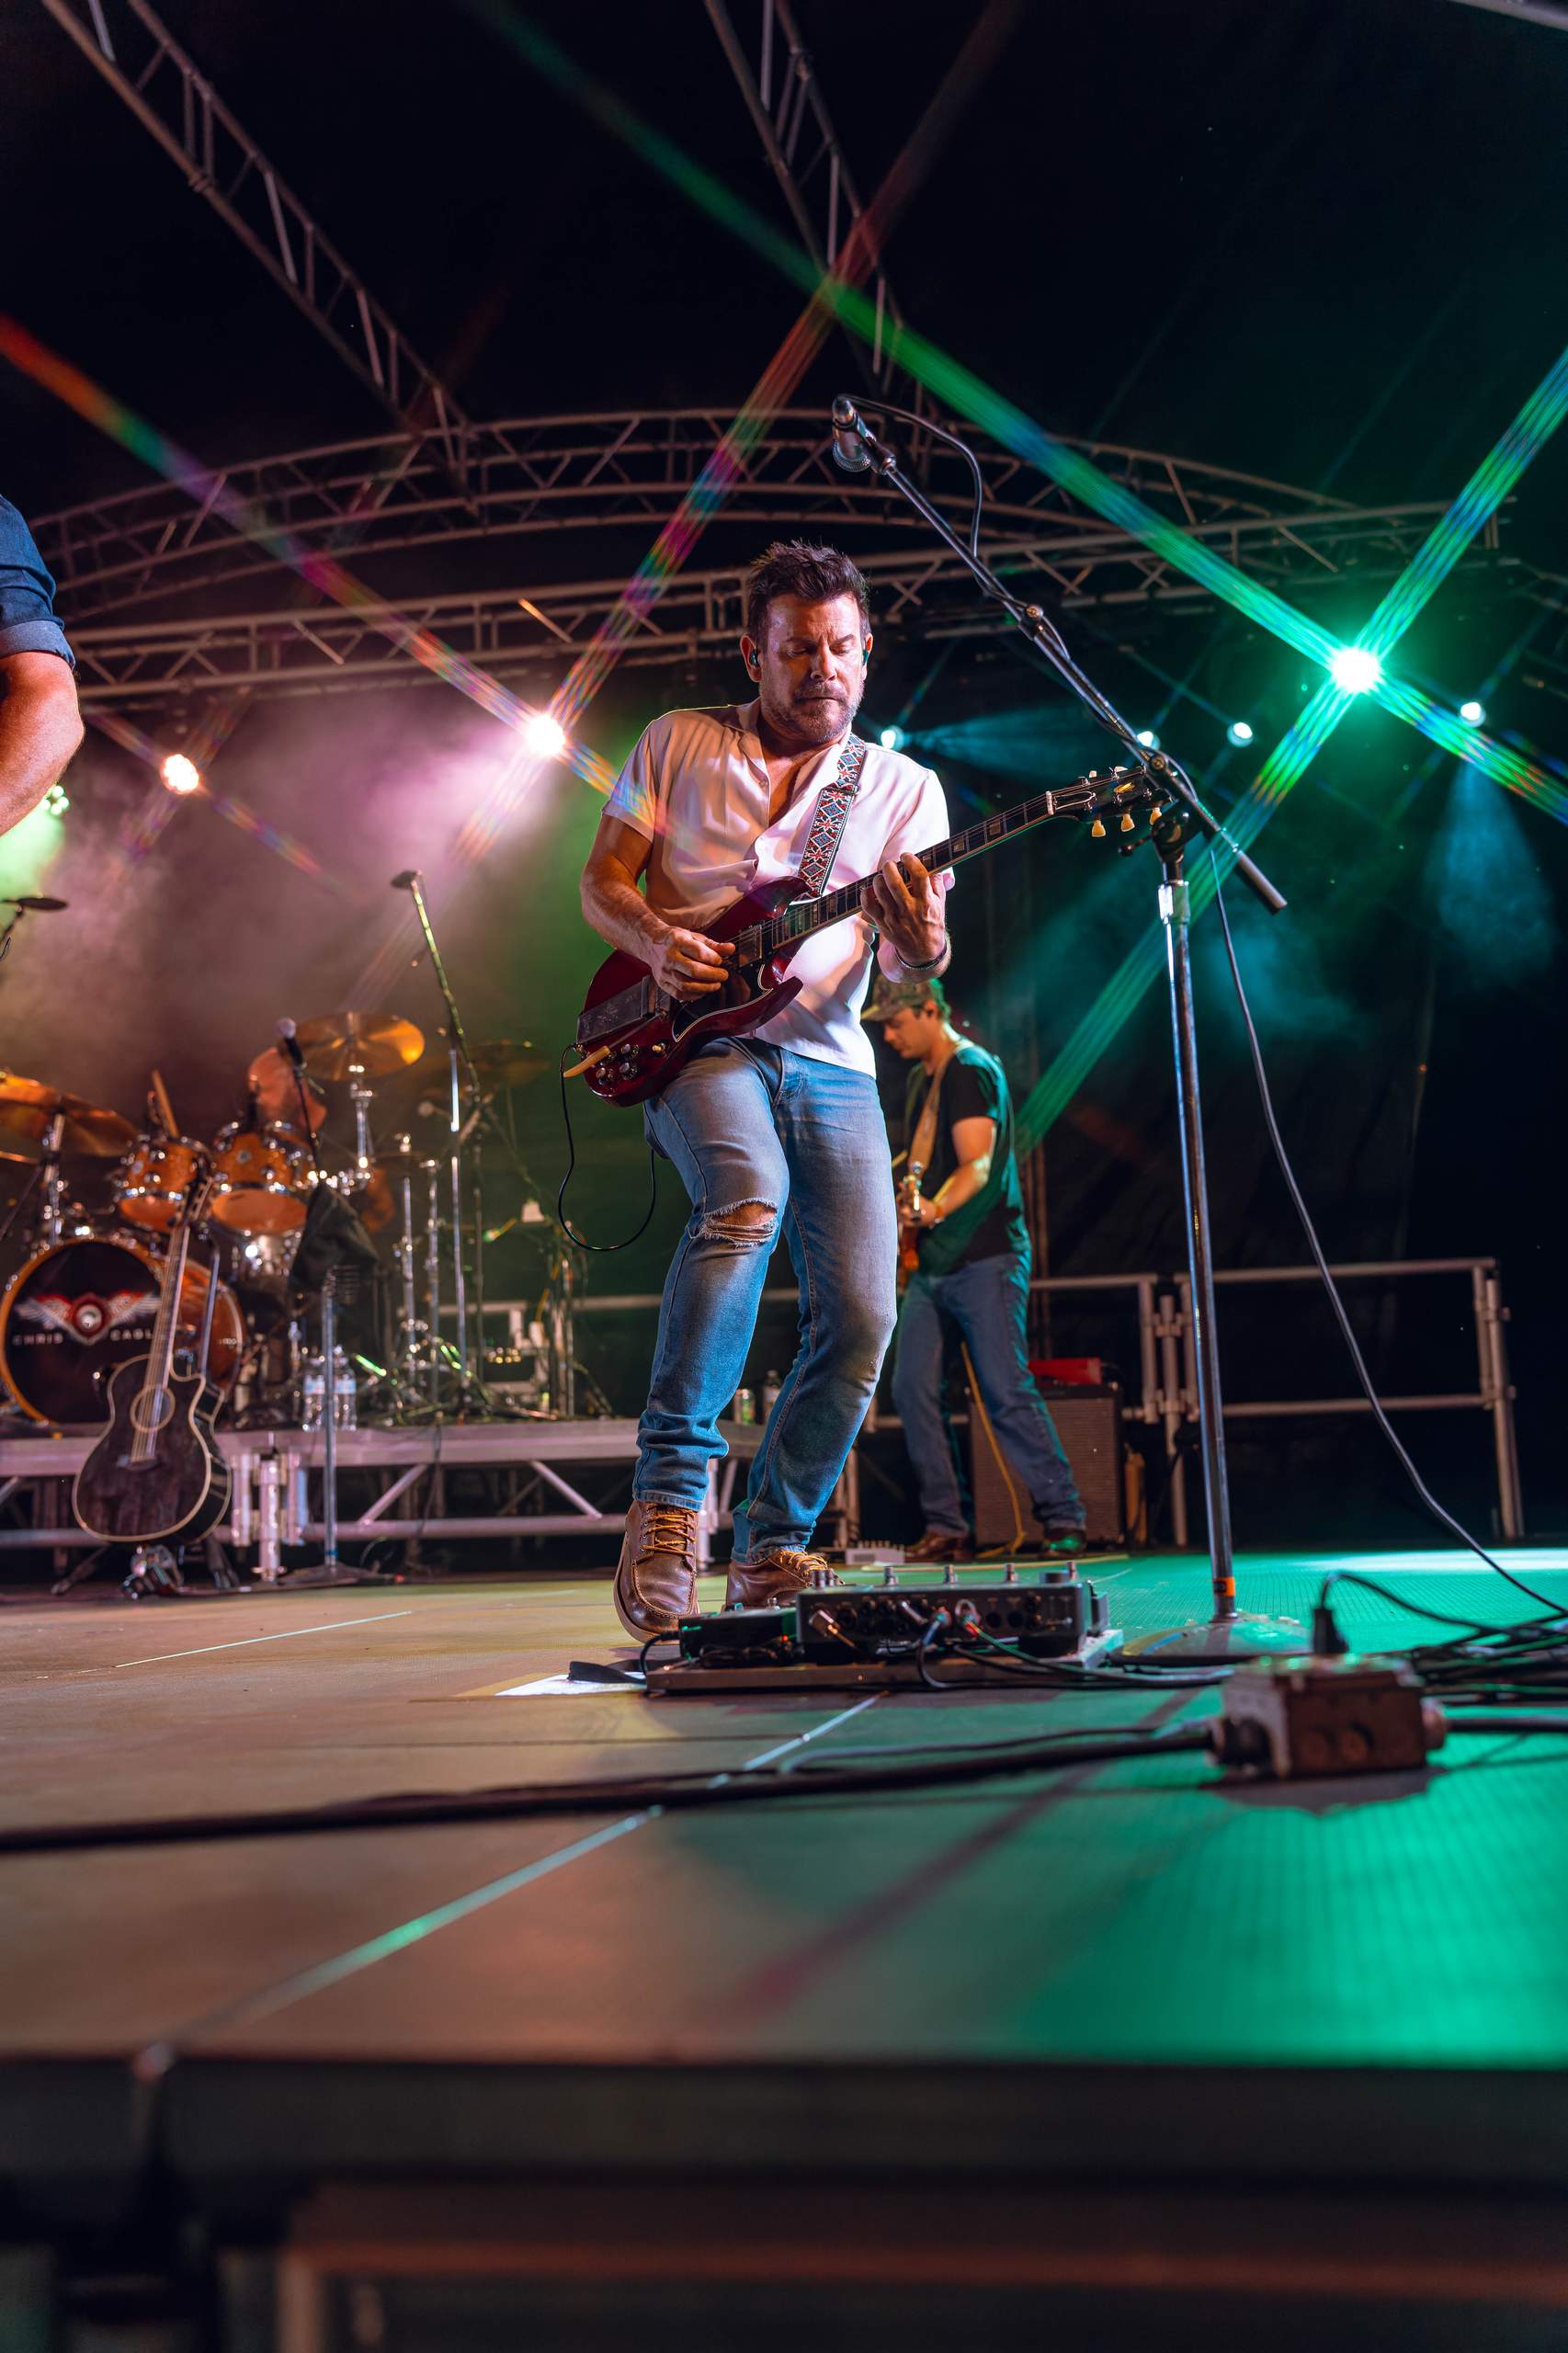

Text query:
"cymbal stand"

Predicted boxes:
[[347, 1054, 375, 1186], [393, 870, 501, 1416], [424, 1154, 443, 1404], [38, 1113, 66, 1247], [282, 1049, 344, 1576]]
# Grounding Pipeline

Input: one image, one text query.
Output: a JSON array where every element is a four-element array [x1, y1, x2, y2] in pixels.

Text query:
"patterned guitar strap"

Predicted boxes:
[[794, 733, 869, 897]]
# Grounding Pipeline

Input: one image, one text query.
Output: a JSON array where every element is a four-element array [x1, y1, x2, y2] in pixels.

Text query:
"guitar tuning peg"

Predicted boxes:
[[1119, 813, 1135, 833], [1087, 769, 1099, 779], [1090, 818, 1107, 839]]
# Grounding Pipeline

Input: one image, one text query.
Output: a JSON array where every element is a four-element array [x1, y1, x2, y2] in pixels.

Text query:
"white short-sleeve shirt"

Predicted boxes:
[[606, 703, 951, 1076]]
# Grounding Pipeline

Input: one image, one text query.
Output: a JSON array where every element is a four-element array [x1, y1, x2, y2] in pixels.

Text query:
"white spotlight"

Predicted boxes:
[[44, 784, 69, 816], [1135, 729, 1160, 751], [1329, 646, 1382, 695], [1226, 720, 1255, 747], [160, 752, 202, 795], [1459, 699, 1485, 727], [879, 725, 905, 752], [524, 711, 567, 761]]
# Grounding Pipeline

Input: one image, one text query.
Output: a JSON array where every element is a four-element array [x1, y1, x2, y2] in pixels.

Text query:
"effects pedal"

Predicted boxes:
[[645, 1567, 1120, 1695]]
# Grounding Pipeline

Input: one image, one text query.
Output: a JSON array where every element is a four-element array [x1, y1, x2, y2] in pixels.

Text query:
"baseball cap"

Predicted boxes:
[[862, 972, 949, 1021]]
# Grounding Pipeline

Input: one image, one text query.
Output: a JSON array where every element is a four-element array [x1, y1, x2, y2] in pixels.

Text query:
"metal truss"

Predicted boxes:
[[63, 485, 1509, 710], [37, 404, 1501, 632], [36, 0, 472, 454], [703, 0, 913, 397]]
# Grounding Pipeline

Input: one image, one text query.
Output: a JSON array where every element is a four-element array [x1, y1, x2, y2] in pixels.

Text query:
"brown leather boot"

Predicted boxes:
[[905, 1528, 971, 1564], [724, 1547, 840, 1611], [613, 1500, 699, 1640]]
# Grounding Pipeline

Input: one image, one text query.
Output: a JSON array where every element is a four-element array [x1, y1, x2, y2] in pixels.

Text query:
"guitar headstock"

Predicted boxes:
[[1060, 762, 1171, 845]]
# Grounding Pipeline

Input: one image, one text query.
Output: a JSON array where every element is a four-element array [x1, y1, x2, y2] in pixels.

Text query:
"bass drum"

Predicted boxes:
[[0, 1235, 244, 1426]]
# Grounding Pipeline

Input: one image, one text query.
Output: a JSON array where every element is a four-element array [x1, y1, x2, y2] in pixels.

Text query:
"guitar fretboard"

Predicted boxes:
[[733, 779, 1099, 968]]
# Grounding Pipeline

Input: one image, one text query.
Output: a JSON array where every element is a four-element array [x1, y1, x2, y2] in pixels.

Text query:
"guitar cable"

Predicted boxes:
[[1210, 853, 1560, 1617], [555, 1046, 660, 1253]]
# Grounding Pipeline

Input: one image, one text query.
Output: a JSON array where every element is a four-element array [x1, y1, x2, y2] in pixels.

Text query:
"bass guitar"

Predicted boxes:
[[572, 763, 1160, 1108], [73, 1176, 231, 1546]]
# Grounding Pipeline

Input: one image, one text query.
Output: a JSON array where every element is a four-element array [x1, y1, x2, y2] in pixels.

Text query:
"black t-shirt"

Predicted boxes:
[[904, 1042, 1029, 1275]]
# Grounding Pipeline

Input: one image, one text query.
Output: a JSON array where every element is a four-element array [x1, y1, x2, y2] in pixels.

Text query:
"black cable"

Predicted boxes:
[[1318, 1571, 1506, 1639], [862, 400, 986, 557], [1210, 859, 1564, 1618], [554, 1048, 660, 1252], [0, 1723, 1211, 1856], [1439, 1711, 1568, 1737]]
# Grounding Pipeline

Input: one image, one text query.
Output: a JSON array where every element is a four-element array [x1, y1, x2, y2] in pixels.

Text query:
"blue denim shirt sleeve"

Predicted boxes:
[[0, 494, 75, 668]]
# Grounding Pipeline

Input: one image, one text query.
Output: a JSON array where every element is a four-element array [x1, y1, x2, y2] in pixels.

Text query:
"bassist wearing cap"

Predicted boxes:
[[580, 540, 951, 1637], [871, 974, 1085, 1563]]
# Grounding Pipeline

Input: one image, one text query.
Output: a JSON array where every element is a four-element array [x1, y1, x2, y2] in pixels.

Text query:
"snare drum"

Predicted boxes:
[[111, 1133, 209, 1233], [210, 1121, 309, 1235]]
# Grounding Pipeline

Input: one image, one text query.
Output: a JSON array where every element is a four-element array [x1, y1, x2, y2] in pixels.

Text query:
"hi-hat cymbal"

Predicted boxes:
[[467, 1039, 547, 1089], [292, 1011, 425, 1080], [0, 1074, 138, 1158]]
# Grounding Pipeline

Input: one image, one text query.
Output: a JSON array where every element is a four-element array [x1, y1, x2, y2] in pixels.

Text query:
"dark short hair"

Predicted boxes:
[[744, 540, 870, 648]]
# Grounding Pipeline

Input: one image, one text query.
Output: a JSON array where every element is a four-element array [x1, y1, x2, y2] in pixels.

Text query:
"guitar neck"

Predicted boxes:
[[739, 778, 1103, 966], [130, 1213, 193, 1463]]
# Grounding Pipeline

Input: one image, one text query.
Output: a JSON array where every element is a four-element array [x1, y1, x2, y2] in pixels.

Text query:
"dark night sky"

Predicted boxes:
[[2, 0, 1565, 1540]]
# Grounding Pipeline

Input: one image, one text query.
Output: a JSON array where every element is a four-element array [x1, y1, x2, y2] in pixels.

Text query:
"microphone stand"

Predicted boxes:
[[835, 400, 1301, 1659]]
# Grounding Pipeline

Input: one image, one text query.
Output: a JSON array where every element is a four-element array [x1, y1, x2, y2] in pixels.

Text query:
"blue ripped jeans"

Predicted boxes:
[[637, 1040, 897, 1560], [892, 1253, 1084, 1536]]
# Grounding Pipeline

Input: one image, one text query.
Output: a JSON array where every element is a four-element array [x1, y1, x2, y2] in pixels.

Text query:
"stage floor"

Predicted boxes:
[[6, 1551, 1568, 2335]]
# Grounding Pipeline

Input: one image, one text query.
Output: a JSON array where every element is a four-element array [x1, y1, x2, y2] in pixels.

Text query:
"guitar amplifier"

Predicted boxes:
[[968, 1381, 1125, 1548]]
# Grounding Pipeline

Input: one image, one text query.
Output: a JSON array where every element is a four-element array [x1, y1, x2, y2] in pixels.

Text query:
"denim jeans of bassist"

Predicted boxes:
[[892, 1252, 1084, 1535], [638, 1040, 898, 1559]]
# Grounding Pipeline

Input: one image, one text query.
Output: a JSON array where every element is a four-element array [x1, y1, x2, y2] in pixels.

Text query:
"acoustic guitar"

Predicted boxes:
[[73, 1176, 231, 1546], [572, 764, 1159, 1108]]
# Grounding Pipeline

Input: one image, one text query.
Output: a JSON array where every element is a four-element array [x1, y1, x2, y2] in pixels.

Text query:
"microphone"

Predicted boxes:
[[276, 1017, 306, 1070], [390, 869, 421, 891], [830, 394, 872, 473], [3, 895, 68, 911]]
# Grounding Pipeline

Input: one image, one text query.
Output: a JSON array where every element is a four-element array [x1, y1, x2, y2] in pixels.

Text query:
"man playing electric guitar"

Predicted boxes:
[[580, 540, 952, 1637], [871, 973, 1085, 1561]]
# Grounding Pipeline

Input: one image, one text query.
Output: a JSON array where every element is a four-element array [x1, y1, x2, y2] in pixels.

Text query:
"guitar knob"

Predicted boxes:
[[1090, 819, 1107, 839], [1119, 813, 1135, 833]]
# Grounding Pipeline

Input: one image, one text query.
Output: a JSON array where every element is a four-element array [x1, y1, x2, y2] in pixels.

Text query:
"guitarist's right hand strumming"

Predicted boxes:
[[646, 922, 735, 1001]]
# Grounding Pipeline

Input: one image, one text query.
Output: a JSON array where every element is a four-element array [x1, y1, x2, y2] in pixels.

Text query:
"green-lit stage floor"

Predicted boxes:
[[4, 1552, 1568, 2336]]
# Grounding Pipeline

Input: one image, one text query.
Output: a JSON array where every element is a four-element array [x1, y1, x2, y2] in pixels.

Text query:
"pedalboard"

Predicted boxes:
[[645, 1567, 1120, 1694]]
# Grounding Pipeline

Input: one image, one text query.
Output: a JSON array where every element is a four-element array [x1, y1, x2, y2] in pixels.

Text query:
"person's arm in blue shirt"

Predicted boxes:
[[0, 496, 83, 836]]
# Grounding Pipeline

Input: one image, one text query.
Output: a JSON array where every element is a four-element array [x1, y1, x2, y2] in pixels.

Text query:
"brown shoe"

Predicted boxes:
[[613, 1499, 699, 1640], [905, 1528, 971, 1563], [724, 1547, 840, 1611]]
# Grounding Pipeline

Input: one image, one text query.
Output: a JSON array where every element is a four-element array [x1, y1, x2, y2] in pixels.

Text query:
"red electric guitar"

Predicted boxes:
[[573, 763, 1161, 1108]]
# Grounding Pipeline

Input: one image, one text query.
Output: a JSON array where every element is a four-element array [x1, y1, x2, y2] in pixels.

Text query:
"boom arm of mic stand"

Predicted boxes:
[[849, 426, 1286, 915]]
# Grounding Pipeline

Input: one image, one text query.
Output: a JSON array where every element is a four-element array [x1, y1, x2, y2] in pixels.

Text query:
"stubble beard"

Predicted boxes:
[[761, 668, 865, 751]]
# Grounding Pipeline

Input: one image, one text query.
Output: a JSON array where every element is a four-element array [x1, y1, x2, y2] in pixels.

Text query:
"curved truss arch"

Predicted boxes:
[[40, 408, 1509, 706]]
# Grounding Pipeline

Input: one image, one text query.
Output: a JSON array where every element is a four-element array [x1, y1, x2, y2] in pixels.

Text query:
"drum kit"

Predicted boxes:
[[0, 1008, 557, 1433]]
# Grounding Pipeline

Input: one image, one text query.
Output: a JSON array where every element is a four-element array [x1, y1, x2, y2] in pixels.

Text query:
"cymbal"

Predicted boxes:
[[0, 1076, 138, 1159], [468, 1039, 547, 1089], [291, 1011, 425, 1080]]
